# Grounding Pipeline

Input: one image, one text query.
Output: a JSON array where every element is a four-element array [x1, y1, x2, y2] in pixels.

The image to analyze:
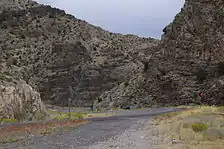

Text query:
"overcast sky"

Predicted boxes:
[[36, 0, 185, 39]]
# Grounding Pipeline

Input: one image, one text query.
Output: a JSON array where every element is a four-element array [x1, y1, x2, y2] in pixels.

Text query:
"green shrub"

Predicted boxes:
[[192, 122, 208, 132], [1, 118, 17, 123], [71, 112, 83, 119]]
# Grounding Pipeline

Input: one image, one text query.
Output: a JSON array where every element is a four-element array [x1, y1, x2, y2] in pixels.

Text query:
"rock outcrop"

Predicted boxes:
[[0, 74, 46, 121]]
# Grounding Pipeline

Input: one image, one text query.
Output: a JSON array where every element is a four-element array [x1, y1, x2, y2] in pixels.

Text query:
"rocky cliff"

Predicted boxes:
[[94, 0, 224, 110]]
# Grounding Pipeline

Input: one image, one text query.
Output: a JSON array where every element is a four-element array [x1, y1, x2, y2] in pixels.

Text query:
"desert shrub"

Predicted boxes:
[[97, 97, 102, 102], [51, 112, 84, 120], [217, 61, 224, 75], [194, 68, 208, 82], [71, 112, 84, 119], [124, 81, 129, 87], [192, 122, 208, 132], [183, 123, 191, 128], [34, 112, 47, 121]]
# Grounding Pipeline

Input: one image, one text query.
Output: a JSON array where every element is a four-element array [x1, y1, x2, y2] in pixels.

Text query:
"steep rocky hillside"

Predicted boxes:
[[94, 0, 224, 110], [0, 0, 39, 12], [0, 0, 158, 108]]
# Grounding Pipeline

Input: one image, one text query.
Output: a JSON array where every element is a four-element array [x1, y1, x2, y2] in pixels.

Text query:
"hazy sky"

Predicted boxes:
[[36, 0, 185, 39]]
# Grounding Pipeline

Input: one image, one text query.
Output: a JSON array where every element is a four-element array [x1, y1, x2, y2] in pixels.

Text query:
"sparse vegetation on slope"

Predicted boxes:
[[0, 0, 158, 110], [94, 0, 224, 109]]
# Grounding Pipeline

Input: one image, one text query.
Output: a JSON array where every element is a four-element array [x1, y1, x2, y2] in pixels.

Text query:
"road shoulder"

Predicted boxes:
[[88, 118, 153, 149]]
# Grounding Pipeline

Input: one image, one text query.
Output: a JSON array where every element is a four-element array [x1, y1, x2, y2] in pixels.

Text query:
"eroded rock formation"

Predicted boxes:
[[0, 75, 46, 121]]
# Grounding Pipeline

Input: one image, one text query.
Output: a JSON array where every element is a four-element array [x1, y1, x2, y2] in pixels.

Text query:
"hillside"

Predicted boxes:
[[0, 0, 158, 112], [94, 0, 224, 110]]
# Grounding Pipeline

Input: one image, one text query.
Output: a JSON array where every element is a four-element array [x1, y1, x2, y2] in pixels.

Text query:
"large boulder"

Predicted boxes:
[[0, 75, 47, 121]]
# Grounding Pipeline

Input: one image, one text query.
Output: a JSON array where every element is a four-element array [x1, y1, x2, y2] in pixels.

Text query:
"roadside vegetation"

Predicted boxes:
[[0, 119, 87, 144], [0, 135, 25, 144], [47, 109, 115, 120], [0, 118, 17, 124], [150, 106, 224, 149], [0, 107, 115, 144]]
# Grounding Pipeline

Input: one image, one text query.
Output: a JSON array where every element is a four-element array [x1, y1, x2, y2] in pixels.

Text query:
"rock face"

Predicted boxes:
[[0, 74, 46, 121], [94, 0, 224, 110]]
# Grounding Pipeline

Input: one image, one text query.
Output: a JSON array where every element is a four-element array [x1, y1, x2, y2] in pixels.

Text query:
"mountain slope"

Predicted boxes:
[[94, 0, 224, 110], [0, 0, 158, 107]]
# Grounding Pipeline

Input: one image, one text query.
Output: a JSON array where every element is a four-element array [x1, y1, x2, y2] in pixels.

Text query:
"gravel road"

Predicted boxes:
[[1, 107, 182, 149]]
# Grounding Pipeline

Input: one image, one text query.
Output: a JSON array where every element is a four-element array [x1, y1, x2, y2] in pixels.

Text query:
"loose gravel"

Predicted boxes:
[[88, 118, 153, 149]]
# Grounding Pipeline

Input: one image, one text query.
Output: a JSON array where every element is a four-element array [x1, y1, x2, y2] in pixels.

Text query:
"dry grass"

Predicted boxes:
[[2, 119, 87, 133], [84, 112, 115, 118], [150, 106, 224, 149], [47, 109, 115, 119], [0, 109, 115, 144], [0, 119, 87, 144], [0, 135, 25, 144]]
